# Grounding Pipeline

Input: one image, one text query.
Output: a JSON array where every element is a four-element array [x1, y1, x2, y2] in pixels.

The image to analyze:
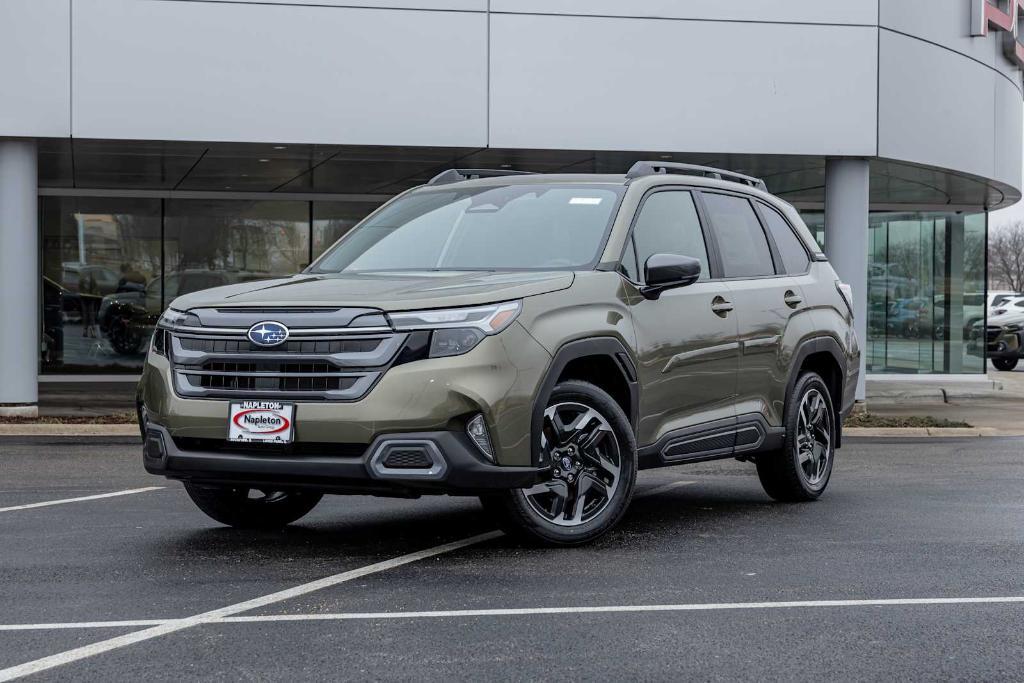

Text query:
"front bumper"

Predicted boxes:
[[968, 330, 1022, 360], [139, 322, 551, 468], [143, 422, 546, 496]]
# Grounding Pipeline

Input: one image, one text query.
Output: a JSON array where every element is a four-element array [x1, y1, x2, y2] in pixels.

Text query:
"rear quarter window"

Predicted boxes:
[[757, 201, 810, 274], [701, 192, 775, 278]]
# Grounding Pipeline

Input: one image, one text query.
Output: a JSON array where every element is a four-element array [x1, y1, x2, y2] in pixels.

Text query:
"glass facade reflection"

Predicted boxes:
[[41, 197, 162, 372], [799, 210, 987, 374], [39, 196, 987, 376], [40, 196, 381, 373], [866, 212, 986, 374]]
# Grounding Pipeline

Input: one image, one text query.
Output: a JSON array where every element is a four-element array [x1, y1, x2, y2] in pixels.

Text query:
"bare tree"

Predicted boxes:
[[989, 221, 1024, 292]]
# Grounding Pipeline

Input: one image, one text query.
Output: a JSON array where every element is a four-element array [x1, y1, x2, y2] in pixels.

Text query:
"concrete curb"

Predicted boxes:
[[0, 424, 139, 437], [845, 427, 1024, 438]]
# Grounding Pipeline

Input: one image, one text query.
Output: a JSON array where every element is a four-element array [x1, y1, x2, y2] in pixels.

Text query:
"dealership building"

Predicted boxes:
[[0, 0, 1022, 415]]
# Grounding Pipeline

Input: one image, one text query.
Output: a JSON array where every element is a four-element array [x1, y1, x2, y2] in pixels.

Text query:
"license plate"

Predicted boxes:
[[228, 401, 295, 443]]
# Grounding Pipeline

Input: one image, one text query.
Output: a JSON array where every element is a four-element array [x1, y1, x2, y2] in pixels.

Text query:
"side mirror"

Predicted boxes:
[[641, 253, 702, 300]]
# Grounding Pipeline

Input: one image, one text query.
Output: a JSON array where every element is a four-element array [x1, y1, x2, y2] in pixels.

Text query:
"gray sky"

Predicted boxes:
[[991, 197, 1024, 231]]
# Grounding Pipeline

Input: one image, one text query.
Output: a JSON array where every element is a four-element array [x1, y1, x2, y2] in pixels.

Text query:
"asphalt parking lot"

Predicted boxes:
[[1, 436, 1023, 681]]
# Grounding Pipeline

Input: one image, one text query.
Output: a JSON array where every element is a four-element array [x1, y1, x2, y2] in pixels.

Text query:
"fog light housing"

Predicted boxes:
[[429, 328, 486, 357], [466, 414, 494, 461]]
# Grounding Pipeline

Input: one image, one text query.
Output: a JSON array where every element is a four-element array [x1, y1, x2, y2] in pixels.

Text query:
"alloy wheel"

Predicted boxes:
[[522, 401, 621, 527], [795, 389, 832, 487]]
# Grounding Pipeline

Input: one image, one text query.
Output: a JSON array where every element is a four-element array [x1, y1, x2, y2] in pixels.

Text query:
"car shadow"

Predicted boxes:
[[150, 478, 789, 562]]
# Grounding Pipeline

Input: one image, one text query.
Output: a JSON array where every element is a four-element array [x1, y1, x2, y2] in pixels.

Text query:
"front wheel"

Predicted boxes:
[[108, 318, 143, 355], [756, 372, 836, 502], [992, 357, 1019, 371], [184, 483, 322, 529], [481, 380, 637, 546]]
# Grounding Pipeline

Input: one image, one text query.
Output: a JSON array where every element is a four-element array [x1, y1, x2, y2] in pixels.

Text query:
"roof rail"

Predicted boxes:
[[625, 161, 767, 192], [427, 168, 534, 186]]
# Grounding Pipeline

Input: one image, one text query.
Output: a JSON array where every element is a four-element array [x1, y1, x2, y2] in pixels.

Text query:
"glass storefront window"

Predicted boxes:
[[38, 196, 987, 377], [797, 209, 987, 375], [800, 212, 826, 251], [41, 197, 162, 372], [164, 199, 310, 285], [866, 212, 986, 374]]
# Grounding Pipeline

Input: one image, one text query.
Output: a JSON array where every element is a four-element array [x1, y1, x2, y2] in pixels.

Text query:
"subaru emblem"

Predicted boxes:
[[247, 321, 289, 347]]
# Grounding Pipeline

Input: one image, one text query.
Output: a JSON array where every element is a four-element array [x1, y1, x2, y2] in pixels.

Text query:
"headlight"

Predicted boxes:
[[389, 301, 521, 358], [1004, 323, 1022, 332], [157, 308, 189, 329]]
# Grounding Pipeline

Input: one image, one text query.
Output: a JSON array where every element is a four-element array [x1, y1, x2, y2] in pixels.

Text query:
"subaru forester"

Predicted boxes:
[[138, 162, 860, 545]]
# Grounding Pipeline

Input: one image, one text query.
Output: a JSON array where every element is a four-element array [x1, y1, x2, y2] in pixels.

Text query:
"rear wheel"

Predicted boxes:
[[184, 483, 322, 529], [992, 357, 1018, 371], [481, 380, 636, 546], [756, 372, 835, 502]]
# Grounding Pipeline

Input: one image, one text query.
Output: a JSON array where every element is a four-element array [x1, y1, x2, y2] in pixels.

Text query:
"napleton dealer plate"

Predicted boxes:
[[228, 401, 295, 443]]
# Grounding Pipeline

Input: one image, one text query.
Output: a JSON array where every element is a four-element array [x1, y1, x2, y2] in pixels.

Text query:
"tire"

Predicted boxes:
[[184, 483, 322, 529], [480, 380, 637, 546], [108, 319, 142, 355], [992, 357, 1018, 371], [756, 372, 836, 502]]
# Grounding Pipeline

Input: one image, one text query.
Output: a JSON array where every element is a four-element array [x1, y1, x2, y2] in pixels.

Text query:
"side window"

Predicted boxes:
[[630, 191, 710, 282], [702, 193, 775, 278], [758, 202, 810, 274]]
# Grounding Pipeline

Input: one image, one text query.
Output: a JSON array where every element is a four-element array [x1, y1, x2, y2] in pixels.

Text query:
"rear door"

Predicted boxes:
[[623, 188, 739, 449], [699, 191, 810, 430]]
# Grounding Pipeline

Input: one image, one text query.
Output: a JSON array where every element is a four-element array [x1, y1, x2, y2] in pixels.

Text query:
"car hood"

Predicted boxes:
[[170, 270, 574, 312]]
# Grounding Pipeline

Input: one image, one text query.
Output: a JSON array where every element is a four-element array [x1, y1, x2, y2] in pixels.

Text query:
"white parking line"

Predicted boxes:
[[0, 620, 169, 632], [2, 595, 1022, 635], [216, 595, 1024, 623], [0, 487, 164, 514], [0, 530, 503, 682]]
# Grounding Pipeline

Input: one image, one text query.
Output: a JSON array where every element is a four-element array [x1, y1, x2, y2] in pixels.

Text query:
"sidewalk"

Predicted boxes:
[[39, 380, 137, 417], [865, 366, 1024, 431]]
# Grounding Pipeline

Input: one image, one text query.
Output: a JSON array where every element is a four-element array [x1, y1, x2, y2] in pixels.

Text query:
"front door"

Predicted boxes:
[[622, 188, 739, 449]]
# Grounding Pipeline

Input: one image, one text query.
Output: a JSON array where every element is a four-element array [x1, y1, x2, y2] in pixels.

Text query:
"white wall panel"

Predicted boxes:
[[490, 0, 877, 25], [879, 0, 1021, 87], [71, 0, 488, 146], [878, 30, 1003, 186], [0, 0, 71, 137], [993, 76, 1023, 191], [489, 14, 878, 155], [189, 0, 486, 10]]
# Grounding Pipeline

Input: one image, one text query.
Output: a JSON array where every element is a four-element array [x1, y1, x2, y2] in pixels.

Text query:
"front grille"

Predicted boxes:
[[178, 337, 381, 354], [180, 361, 362, 393], [986, 326, 1003, 343], [167, 307, 405, 401]]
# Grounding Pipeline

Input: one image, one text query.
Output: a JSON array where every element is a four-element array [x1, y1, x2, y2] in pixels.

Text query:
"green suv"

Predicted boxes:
[[138, 162, 860, 545]]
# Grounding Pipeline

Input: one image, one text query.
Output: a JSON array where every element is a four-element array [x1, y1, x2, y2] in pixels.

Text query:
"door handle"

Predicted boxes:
[[711, 296, 733, 316], [784, 290, 803, 308]]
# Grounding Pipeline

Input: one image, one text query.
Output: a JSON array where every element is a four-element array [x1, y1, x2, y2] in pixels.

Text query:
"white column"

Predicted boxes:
[[0, 139, 39, 417], [824, 158, 868, 401]]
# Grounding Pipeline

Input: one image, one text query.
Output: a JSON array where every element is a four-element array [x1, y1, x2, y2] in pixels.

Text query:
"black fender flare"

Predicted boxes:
[[530, 337, 640, 466], [785, 335, 848, 446]]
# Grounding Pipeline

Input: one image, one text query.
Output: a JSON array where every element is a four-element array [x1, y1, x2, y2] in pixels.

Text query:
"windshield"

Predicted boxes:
[[310, 184, 623, 273]]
